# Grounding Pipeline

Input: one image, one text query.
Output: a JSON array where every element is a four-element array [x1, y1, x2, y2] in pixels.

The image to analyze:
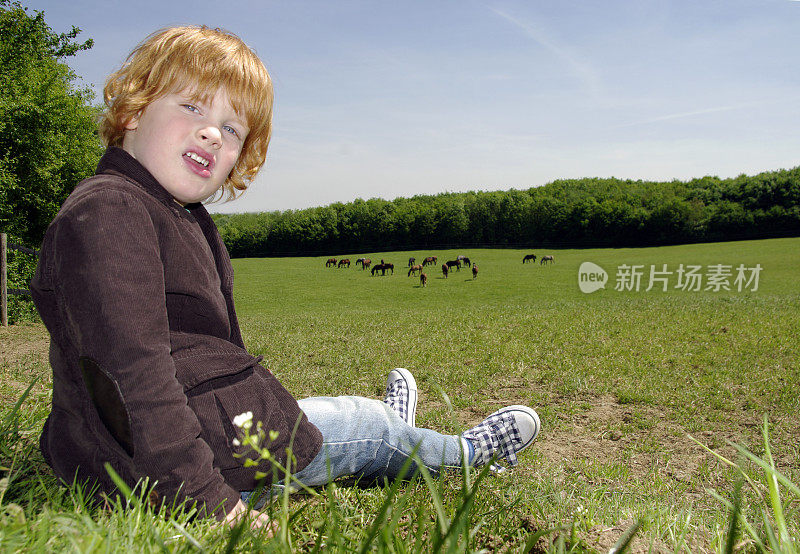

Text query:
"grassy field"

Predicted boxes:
[[1, 237, 799, 552]]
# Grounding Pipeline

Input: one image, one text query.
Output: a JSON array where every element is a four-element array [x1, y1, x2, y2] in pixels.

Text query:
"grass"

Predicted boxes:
[[1, 236, 799, 552]]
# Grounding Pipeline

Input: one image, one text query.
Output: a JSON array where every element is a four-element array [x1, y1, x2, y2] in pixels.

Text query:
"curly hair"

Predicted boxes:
[[99, 26, 273, 201]]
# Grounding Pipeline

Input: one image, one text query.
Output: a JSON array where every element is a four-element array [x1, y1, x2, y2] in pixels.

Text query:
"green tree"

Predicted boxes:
[[0, 1, 102, 322], [0, 0, 101, 247]]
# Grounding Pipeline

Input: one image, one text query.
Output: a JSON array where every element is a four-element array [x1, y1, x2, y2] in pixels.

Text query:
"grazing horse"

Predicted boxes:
[[337, 258, 351, 268], [362, 259, 371, 270], [371, 262, 394, 276], [408, 257, 416, 267], [461, 257, 471, 268], [446, 260, 461, 271], [420, 272, 427, 287], [472, 264, 478, 280], [540, 255, 555, 265], [422, 256, 437, 266], [441, 263, 449, 278], [408, 264, 423, 277], [522, 254, 536, 264], [355, 258, 366, 268], [326, 258, 337, 267]]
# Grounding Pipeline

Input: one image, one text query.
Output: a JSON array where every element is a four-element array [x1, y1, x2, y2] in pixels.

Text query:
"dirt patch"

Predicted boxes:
[[0, 322, 51, 402], [582, 520, 673, 553], [0, 322, 50, 367], [535, 395, 711, 484]]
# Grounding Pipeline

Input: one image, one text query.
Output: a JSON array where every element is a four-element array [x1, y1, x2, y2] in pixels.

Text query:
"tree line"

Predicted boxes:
[[213, 168, 800, 257], [3, 1, 800, 321]]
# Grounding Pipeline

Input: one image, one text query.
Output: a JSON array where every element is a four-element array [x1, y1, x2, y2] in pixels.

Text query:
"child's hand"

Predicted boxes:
[[224, 498, 277, 535]]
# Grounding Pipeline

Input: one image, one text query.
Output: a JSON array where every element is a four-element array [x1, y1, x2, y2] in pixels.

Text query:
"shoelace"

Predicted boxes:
[[489, 415, 521, 466], [384, 380, 406, 406], [464, 413, 522, 466]]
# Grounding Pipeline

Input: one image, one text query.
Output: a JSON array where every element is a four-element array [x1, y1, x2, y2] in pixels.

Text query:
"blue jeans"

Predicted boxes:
[[241, 396, 470, 503]]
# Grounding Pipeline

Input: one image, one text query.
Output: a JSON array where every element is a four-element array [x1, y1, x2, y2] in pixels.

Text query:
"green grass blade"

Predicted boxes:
[[609, 519, 641, 554], [356, 450, 420, 554], [1, 378, 37, 436], [723, 479, 742, 554]]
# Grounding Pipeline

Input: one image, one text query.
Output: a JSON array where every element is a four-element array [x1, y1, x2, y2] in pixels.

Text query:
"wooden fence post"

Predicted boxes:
[[1, 233, 7, 326]]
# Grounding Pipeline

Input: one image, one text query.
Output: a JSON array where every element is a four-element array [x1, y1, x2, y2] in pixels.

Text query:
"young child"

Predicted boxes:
[[31, 25, 541, 530]]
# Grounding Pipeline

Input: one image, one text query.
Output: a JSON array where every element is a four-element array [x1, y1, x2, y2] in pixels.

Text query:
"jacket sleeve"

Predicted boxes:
[[52, 187, 239, 519]]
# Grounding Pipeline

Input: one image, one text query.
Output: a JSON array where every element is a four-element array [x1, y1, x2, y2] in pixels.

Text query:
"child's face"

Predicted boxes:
[[122, 88, 249, 205]]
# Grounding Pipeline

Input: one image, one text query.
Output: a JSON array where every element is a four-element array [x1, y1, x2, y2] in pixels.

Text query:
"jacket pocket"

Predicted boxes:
[[185, 366, 289, 473], [171, 332, 288, 474]]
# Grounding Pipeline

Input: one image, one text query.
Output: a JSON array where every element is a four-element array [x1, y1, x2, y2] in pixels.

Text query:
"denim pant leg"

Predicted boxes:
[[290, 396, 465, 487]]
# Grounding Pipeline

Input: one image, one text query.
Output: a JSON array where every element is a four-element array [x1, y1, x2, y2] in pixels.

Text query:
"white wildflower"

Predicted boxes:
[[232, 411, 253, 429], [232, 438, 240, 447]]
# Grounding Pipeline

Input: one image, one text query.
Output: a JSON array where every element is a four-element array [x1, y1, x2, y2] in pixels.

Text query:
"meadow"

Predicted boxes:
[[1, 237, 798, 552]]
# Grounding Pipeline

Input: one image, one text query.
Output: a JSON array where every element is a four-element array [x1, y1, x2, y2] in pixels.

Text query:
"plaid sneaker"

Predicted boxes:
[[462, 405, 540, 467], [383, 368, 418, 427]]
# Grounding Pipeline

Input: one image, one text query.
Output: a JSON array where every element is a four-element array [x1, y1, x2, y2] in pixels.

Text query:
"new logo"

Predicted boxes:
[[578, 262, 608, 293]]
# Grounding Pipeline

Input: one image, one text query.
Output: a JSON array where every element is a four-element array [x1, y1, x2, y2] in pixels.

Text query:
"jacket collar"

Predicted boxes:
[[96, 147, 204, 219]]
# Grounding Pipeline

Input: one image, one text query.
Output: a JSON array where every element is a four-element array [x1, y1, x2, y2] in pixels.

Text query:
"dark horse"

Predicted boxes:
[[420, 272, 427, 287], [422, 256, 437, 266], [371, 263, 394, 276], [460, 257, 471, 268], [337, 258, 351, 268], [540, 255, 554, 265], [522, 254, 536, 264], [472, 264, 478, 280], [326, 258, 337, 267], [445, 260, 461, 271], [408, 257, 416, 267]]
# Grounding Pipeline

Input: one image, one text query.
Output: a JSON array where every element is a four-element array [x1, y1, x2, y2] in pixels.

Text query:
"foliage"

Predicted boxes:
[[0, 1, 103, 323], [692, 417, 800, 553], [214, 168, 800, 257], [4, 237, 38, 323]]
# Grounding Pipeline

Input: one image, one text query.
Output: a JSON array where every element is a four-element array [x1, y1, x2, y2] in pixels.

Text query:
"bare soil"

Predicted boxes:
[[0, 322, 50, 367]]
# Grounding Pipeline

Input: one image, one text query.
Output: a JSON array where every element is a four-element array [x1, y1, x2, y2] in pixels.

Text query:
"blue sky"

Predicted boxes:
[[31, 0, 800, 214]]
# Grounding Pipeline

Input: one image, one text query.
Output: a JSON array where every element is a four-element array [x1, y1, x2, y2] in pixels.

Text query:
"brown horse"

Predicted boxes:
[[540, 255, 554, 265], [420, 272, 427, 287], [408, 264, 423, 276], [522, 254, 536, 264], [362, 259, 372, 270], [422, 256, 437, 266], [326, 258, 337, 267], [446, 260, 461, 271], [337, 258, 351, 268], [371, 262, 394, 276], [355, 257, 367, 268], [441, 263, 449, 278], [472, 264, 478, 280]]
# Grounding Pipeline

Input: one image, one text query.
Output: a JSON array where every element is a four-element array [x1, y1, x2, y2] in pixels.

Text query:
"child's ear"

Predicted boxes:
[[124, 112, 141, 131]]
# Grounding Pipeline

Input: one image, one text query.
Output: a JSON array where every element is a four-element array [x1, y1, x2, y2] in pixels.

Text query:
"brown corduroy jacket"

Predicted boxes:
[[31, 147, 322, 519]]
